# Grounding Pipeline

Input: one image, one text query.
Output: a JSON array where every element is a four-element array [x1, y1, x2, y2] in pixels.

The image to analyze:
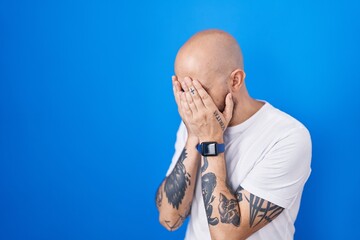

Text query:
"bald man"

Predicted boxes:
[[155, 29, 312, 240]]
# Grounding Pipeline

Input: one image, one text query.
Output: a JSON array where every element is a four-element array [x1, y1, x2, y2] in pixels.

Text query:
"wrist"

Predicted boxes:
[[187, 135, 199, 145], [199, 136, 224, 143]]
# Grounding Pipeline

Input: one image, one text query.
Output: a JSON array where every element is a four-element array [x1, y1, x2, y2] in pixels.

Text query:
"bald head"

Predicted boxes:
[[173, 30, 262, 126], [175, 29, 244, 86]]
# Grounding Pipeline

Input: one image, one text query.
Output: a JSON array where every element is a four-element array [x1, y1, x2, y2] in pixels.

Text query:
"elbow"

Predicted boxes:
[[160, 220, 181, 232], [158, 212, 183, 232]]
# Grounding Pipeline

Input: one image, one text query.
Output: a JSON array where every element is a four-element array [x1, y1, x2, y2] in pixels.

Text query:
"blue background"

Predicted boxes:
[[1, 0, 359, 239]]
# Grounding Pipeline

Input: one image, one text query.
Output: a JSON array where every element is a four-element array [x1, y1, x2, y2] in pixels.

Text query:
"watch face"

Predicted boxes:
[[202, 142, 218, 156]]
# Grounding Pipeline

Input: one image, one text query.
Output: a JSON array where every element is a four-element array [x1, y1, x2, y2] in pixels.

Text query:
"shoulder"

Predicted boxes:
[[265, 102, 311, 144], [260, 103, 312, 170], [255, 102, 312, 165]]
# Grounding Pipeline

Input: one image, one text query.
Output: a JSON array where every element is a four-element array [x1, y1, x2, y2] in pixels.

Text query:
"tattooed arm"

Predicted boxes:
[[200, 148, 283, 240], [174, 77, 284, 239], [156, 136, 201, 231], [155, 76, 203, 231]]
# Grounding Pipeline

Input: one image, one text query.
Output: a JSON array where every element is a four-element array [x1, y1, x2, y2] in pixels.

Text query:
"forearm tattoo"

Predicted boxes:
[[235, 185, 244, 202], [164, 201, 191, 231], [214, 110, 225, 131], [202, 157, 240, 227], [218, 193, 240, 227], [164, 148, 191, 209], [200, 156, 208, 173], [202, 172, 219, 226], [235, 185, 284, 228]]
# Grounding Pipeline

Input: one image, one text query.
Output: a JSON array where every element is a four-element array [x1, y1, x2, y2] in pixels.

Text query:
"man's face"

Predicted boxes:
[[174, 50, 231, 112], [175, 72, 229, 112]]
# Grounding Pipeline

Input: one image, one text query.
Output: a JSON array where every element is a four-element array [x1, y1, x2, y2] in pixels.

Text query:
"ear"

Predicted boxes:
[[229, 69, 246, 91]]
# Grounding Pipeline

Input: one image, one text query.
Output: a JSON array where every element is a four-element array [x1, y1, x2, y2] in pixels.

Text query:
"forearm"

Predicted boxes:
[[156, 136, 200, 231], [200, 146, 243, 240], [200, 147, 287, 240]]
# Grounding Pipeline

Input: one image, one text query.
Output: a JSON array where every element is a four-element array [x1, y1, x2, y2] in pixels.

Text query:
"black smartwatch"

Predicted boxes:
[[196, 142, 225, 156]]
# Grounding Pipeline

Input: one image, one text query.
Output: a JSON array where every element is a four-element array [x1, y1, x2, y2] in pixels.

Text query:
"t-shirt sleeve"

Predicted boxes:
[[240, 127, 312, 209], [165, 121, 187, 177]]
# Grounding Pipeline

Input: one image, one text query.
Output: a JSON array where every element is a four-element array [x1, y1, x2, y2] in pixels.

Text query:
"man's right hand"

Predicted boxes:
[[172, 75, 199, 142]]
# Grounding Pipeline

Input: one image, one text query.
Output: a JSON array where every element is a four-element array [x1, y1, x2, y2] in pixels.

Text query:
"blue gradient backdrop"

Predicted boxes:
[[1, 1, 359, 239]]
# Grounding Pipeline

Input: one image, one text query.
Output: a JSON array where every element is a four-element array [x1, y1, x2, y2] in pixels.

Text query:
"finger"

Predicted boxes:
[[185, 90, 198, 113], [179, 76, 191, 92], [173, 84, 181, 108], [223, 93, 234, 123], [172, 75, 183, 94], [172, 76, 181, 106], [172, 75, 181, 91], [192, 79, 217, 109], [188, 82, 206, 110], [171, 75, 176, 85], [174, 81, 182, 94], [183, 76, 193, 90], [184, 77, 207, 110], [180, 91, 192, 117]]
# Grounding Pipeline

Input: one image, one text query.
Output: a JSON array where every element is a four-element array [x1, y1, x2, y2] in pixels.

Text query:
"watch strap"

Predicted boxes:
[[217, 143, 225, 153]]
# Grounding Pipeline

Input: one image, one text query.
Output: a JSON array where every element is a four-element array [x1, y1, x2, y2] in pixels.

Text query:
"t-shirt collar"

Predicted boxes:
[[225, 100, 270, 135]]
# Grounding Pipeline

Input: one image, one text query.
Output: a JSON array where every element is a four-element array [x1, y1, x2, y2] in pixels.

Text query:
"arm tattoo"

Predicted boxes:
[[164, 202, 191, 231], [218, 193, 240, 227], [214, 110, 225, 131], [200, 156, 208, 173], [245, 192, 284, 228], [164, 148, 191, 209], [235, 185, 244, 202], [164, 214, 186, 231], [202, 172, 219, 226], [155, 184, 163, 209]]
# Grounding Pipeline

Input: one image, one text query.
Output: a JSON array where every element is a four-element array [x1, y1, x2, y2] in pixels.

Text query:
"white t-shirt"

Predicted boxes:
[[166, 101, 312, 240]]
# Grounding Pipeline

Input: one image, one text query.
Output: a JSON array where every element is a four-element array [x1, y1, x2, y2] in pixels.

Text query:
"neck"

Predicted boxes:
[[228, 91, 265, 127]]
